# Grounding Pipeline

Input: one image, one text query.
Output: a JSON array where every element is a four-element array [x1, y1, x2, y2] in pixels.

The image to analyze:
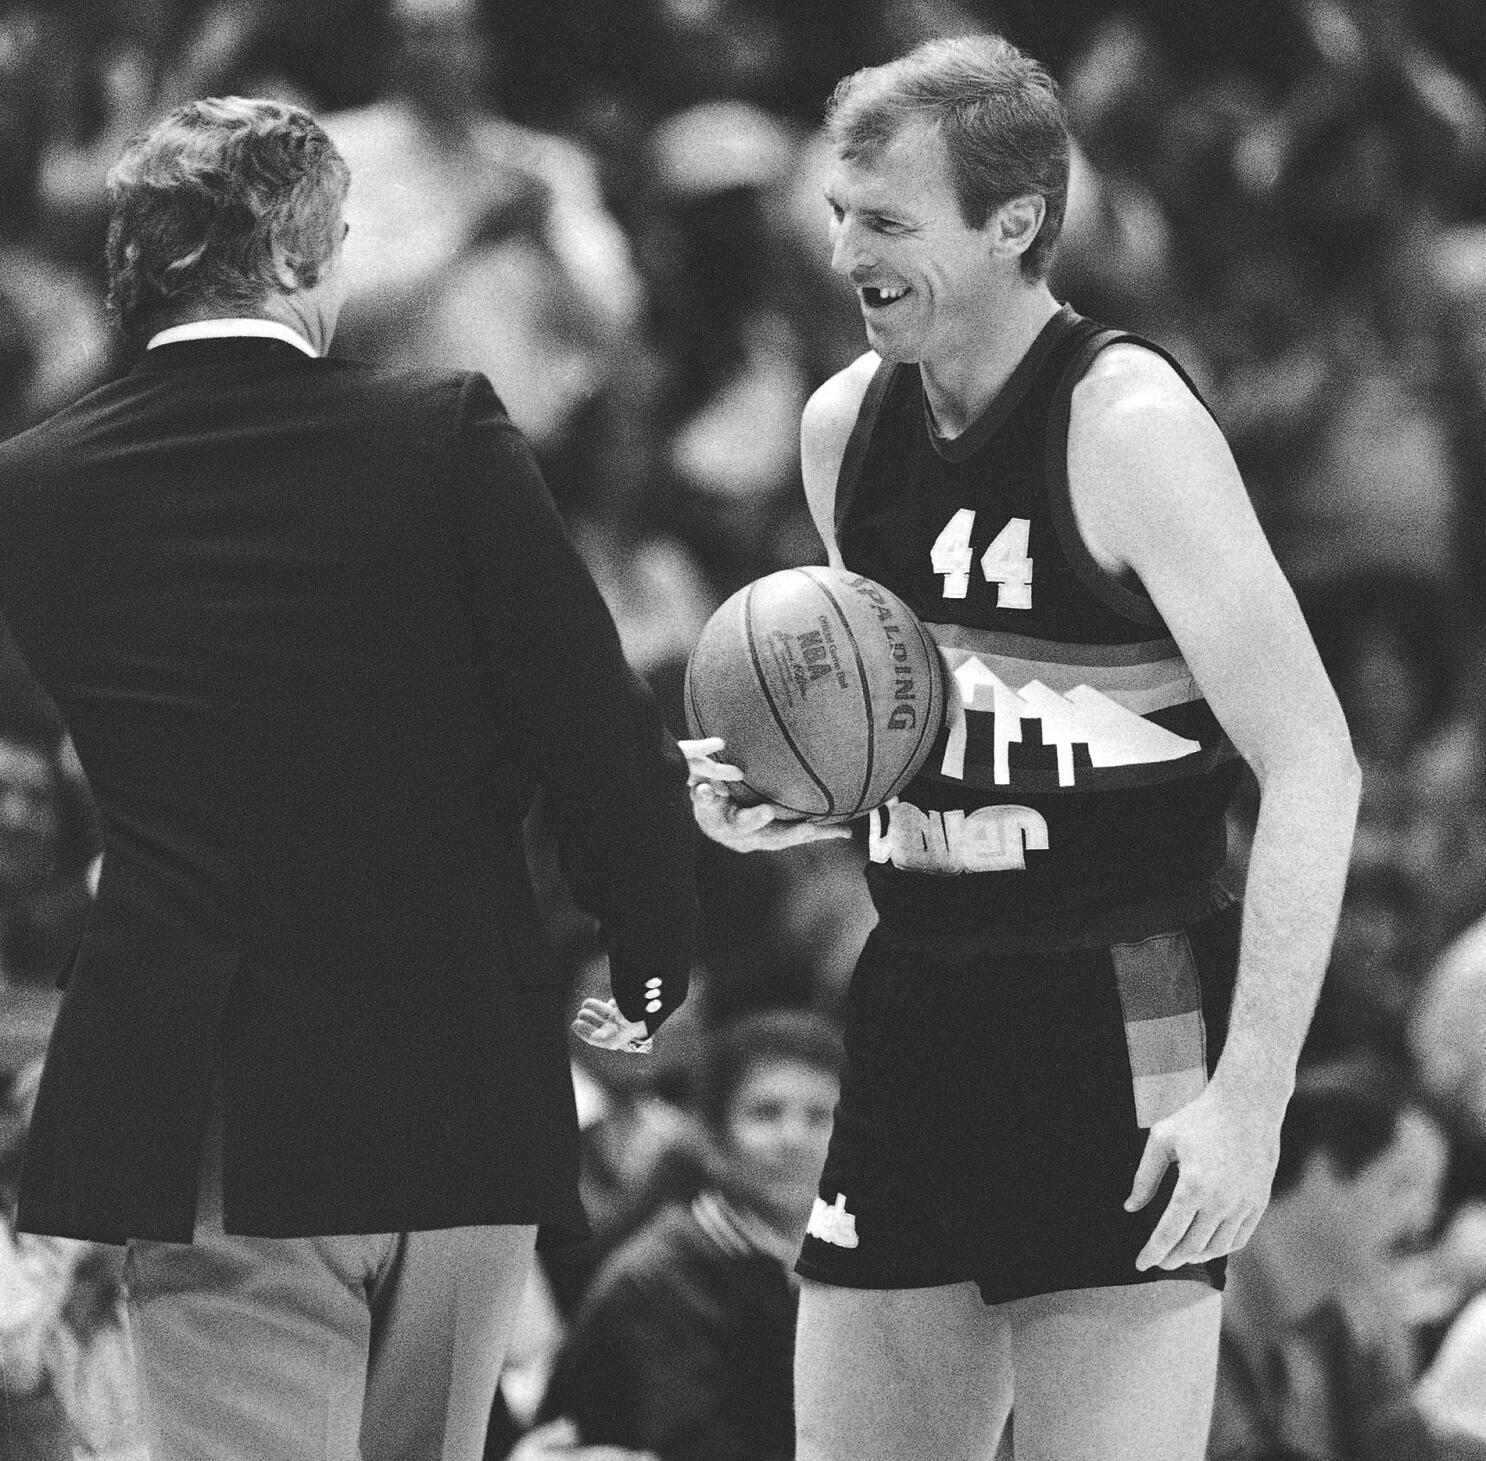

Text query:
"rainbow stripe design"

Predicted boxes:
[[1110, 932, 1209, 1128], [925, 624, 1237, 794]]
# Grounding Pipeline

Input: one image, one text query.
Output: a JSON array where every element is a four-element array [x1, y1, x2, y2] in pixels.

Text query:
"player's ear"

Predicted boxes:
[[990, 194, 1046, 261]]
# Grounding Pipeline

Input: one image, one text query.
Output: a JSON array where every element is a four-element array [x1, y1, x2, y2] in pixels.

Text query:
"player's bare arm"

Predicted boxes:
[[801, 351, 881, 570], [1068, 344, 1361, 1272], [680, 355, 880, 855]]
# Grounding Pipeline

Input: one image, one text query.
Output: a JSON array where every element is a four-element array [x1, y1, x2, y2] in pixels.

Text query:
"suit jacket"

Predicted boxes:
[[0, 336, 697, 1243]]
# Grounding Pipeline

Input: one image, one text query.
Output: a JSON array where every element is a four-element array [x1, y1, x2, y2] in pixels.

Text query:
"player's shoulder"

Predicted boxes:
[[802, 351, 882, 460], [1067, 334, 1241, 555], [1071, 338, 1210, 447]]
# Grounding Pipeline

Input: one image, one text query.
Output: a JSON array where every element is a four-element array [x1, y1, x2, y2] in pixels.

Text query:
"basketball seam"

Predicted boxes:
[[805, 568, 875, 818], [743, 579, 835, 817], [899, 611, 942, 795], [684, 659, 703, 738]]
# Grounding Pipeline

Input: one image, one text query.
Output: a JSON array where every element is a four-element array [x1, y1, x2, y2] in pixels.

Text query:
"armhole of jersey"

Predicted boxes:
[[831, 359, 899, 549], [1045, 326, 1211, 632]]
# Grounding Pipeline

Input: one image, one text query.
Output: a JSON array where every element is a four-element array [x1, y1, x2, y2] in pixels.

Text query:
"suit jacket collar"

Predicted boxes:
[[131, 337, 323, 374]]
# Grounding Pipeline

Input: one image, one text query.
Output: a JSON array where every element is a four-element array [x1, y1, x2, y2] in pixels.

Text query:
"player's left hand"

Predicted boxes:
[[678, 736, 747, 786], [679, 736, 853, 852], [572, 997, 652, 1054], [1125, 1079, 1281, 1271]]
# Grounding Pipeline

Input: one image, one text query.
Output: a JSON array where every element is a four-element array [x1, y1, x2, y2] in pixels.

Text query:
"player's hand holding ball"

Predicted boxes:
[[680, 736, 853, 852], [682, 567, 945, 854]]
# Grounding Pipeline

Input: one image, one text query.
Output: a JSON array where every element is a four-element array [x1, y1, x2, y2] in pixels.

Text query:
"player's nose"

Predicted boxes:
[[829, 217, 875, 276]]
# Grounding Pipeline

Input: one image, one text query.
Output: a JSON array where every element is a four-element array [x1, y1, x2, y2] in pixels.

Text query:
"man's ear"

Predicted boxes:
[[990, 194, 1046, 260], [269, 235, 300, 293]]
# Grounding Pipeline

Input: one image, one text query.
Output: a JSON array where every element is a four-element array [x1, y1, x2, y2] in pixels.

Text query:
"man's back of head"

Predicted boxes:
[[103, 97, 349, 350]]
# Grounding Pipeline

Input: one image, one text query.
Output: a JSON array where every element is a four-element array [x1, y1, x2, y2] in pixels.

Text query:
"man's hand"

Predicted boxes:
[[678, 737, 852, 852], [571, 997, 652, 1054], [1125, 1080, 1281, 1270]]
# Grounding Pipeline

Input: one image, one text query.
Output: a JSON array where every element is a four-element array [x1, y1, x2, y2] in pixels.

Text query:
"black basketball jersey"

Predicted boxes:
[[835, 305, 1243, 947]]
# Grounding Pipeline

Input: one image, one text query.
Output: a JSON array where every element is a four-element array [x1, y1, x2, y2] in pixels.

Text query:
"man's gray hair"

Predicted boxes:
[[105, 96, 349, 341]]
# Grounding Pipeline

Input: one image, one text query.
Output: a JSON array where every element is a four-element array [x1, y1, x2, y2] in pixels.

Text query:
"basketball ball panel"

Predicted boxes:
[[810, 570, 946, 816], [743, 576, 874, 816], [880, 613, 945, 803], [685, 579, 837, 818], [684, 566, 947, 822]]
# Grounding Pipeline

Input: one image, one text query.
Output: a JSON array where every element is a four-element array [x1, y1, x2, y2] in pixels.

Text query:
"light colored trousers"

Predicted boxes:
[[124, 1108, 536, 1461]]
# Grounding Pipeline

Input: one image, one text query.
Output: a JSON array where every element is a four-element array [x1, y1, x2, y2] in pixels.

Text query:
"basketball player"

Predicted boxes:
[[684, 34, 1360, 1461]]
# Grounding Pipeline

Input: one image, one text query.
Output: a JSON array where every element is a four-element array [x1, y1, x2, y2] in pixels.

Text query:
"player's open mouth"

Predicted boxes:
[[861, 285, 909, 308]]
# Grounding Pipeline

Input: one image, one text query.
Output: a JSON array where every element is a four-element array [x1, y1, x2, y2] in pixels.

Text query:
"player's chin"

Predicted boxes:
[[860, 318, 922, 363]]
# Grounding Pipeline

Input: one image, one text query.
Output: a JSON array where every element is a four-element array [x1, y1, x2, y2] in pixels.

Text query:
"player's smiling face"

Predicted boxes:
[[825, 119, 996, 365]]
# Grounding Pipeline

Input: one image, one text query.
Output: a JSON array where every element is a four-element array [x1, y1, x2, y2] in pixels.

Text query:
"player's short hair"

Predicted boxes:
[[825, 34, 1070, 280], [693, 1007, 843, 1136], [104, 96, 349, 341]]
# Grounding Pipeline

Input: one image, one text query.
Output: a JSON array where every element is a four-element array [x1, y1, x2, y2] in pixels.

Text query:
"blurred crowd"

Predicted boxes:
[[7, 0, 1486, 1456]]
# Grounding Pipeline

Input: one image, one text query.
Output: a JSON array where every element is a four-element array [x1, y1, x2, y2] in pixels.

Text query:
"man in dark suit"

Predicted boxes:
[[0, 95, 696, 1461]]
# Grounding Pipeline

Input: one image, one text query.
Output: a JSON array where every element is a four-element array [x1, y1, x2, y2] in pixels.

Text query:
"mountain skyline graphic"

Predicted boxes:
[[945, 658, 1202, 786]]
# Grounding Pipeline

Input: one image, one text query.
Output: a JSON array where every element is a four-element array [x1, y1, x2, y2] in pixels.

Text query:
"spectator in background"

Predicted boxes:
[[537, 1009, 843, 1461], [1054, 13, 1194, 351], [0, 730, 97, 1108], [0, 8, 115, 437], [29, 0, 384, 264], [1297, 574, 1465, 970], [1215, 0, 1483, 596], [1411, 910, 1486, 1220], [35, 1, 296, 260], [644, 97, 811, 589], [0, 737, 72, 918], [326, 0, 643, 457], [1, 1059, 146, 1460], [1432, 223, 1486, 621], [1208, 1057, 1474, 1461], [1401, 625, 1486, 964], [1419, 1282, 1486, 1449]]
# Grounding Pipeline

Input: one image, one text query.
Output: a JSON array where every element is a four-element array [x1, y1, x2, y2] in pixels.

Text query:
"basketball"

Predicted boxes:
[[683, 567, 946, 822]]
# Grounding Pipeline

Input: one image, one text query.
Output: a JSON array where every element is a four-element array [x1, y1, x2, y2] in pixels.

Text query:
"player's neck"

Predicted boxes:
[[920, 283, 1060, 440]]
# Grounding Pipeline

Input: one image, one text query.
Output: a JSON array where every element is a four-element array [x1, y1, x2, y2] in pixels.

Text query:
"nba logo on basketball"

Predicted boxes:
[[794, 626, 843, 686]]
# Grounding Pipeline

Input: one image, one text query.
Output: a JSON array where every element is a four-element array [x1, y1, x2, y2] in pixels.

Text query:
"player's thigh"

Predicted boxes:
[[1006, 1279, 1221, 1461], [795, 1279, 1012, 1461]]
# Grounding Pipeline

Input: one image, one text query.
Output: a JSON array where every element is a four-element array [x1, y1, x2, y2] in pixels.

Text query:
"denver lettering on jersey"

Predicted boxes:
[[869, 798, 1049, 874], [925, 624, 1237, 794]]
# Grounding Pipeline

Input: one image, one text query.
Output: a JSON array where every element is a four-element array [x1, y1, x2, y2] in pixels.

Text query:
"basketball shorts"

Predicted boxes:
[[796, 900, 1241, 1305]]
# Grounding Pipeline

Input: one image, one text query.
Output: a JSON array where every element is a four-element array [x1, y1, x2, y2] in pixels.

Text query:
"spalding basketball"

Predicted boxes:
[[684, 567, 946, 823]]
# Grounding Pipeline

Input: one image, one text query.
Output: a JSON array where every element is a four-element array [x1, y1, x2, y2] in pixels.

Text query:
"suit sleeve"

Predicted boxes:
[[442, 372, 696, 1029]]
